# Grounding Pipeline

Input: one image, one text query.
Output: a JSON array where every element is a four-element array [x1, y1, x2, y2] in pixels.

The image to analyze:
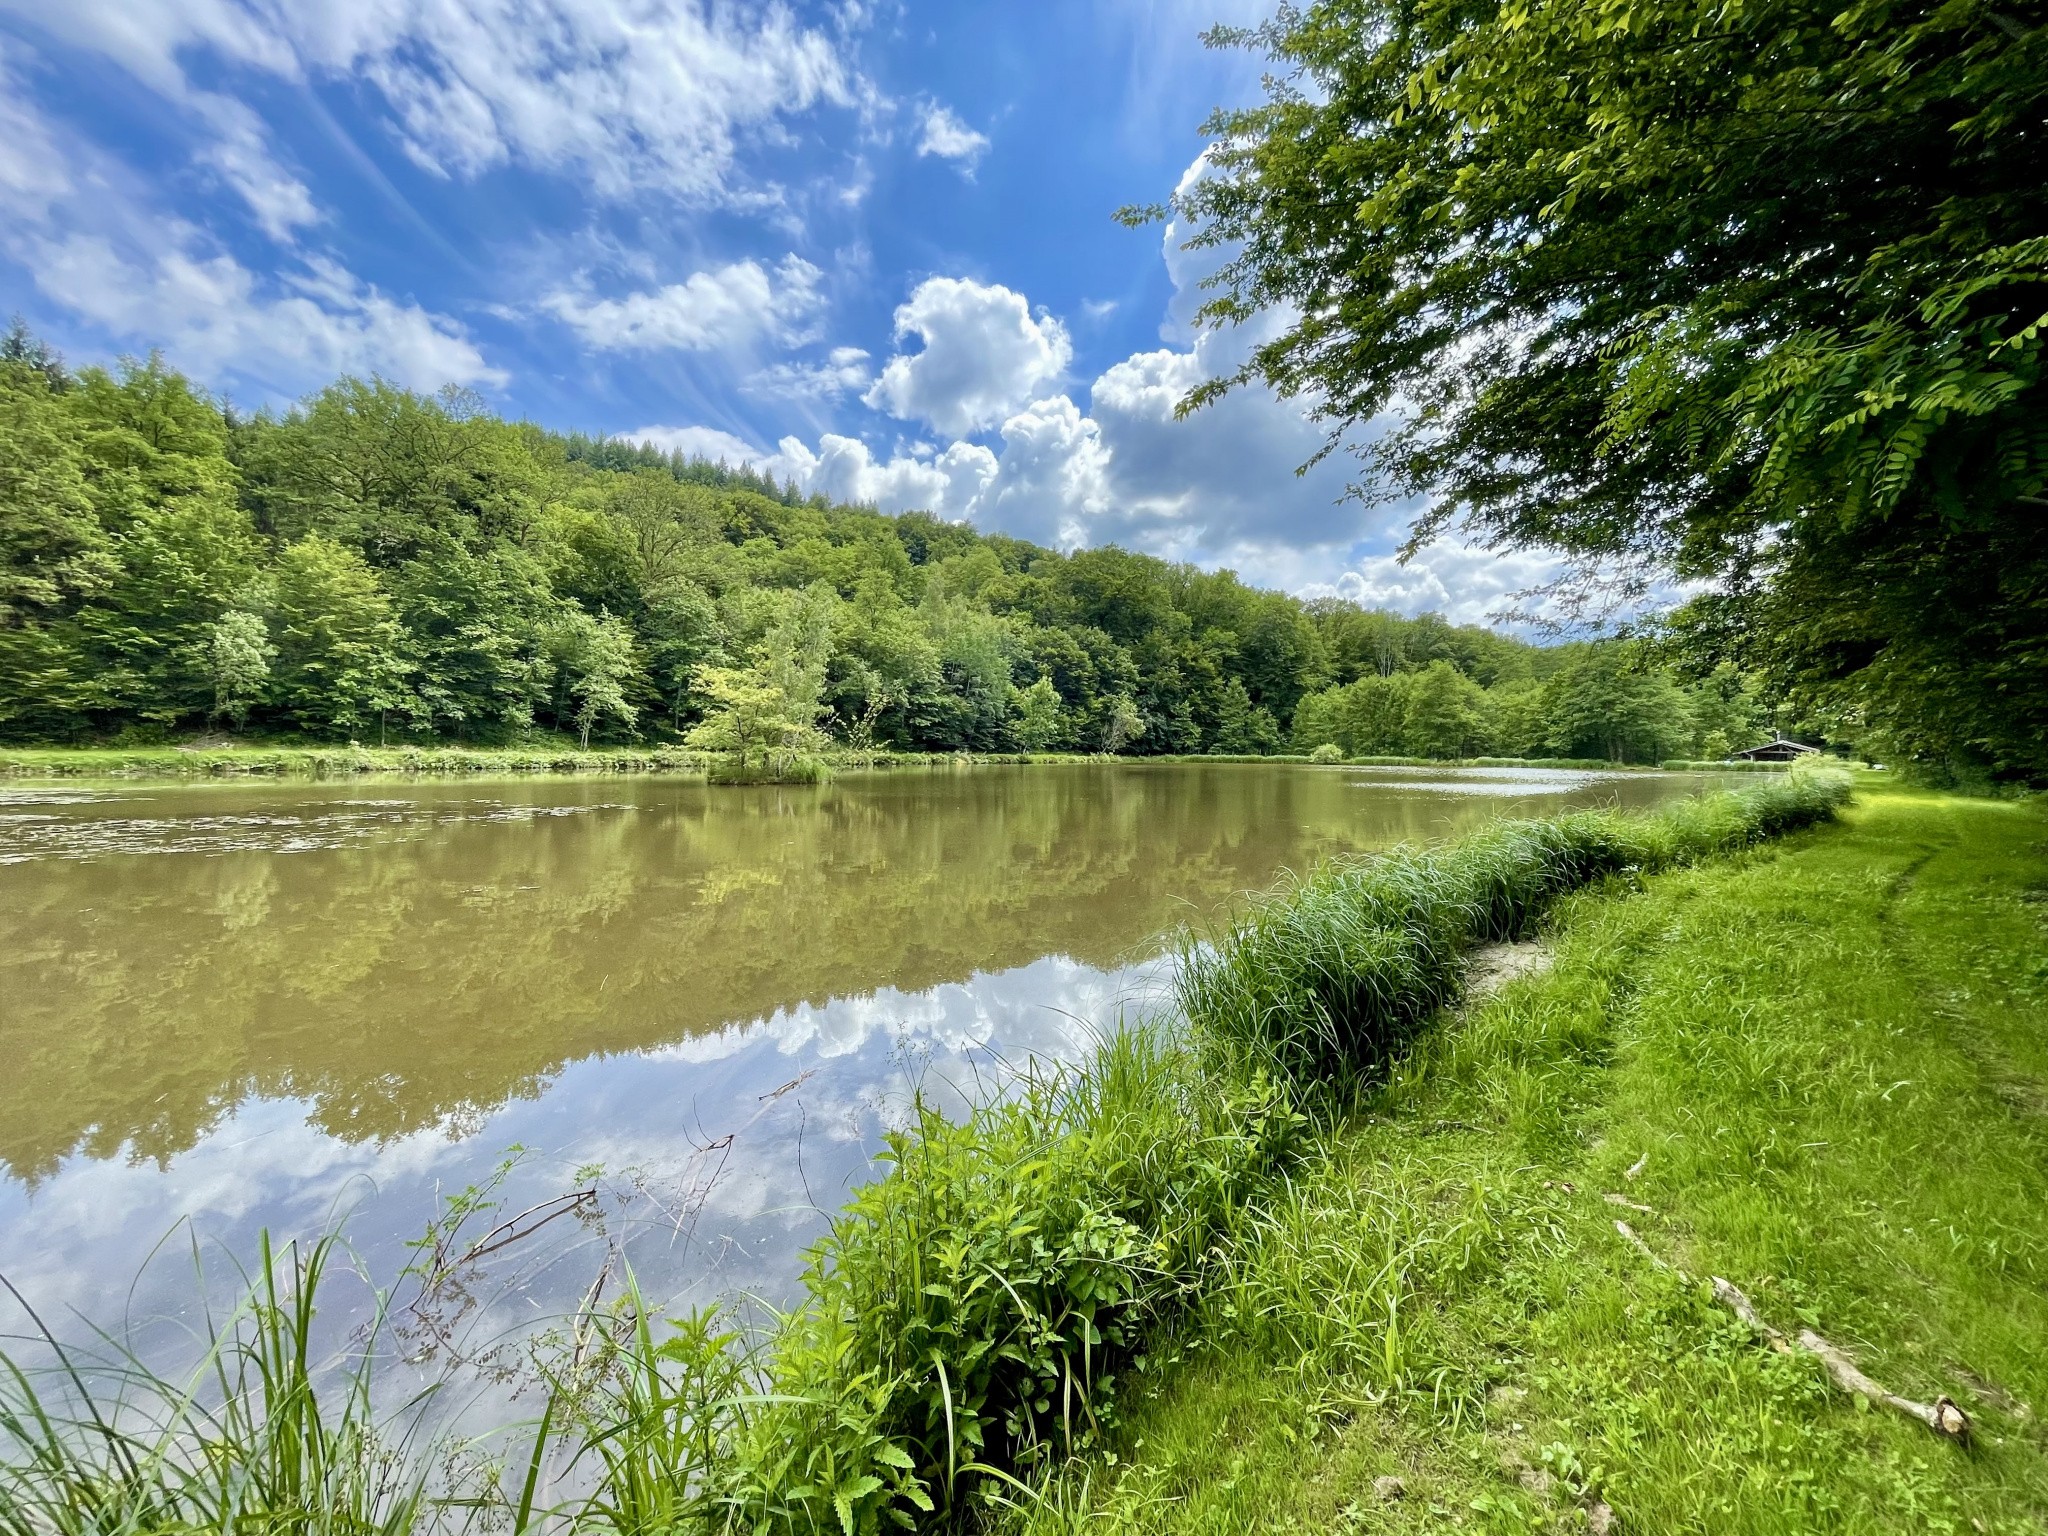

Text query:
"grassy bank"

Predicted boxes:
[[0, 770, 1860, 1534], [0, 743, 1782, 781], [0, 743, 1114, 781], [1001, 783, 2048, 1533]]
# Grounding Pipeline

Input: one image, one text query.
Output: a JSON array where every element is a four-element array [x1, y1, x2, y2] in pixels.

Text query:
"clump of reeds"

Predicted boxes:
[[0, 1234, 454, 1536], [704, 751, 831, 785], [631, 1029, 1303, 1533], [1176, 768, 1852, 1087]]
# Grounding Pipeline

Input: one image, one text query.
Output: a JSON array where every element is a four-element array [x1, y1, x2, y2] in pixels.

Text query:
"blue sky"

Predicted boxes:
[[0, 0, 1557, 617]]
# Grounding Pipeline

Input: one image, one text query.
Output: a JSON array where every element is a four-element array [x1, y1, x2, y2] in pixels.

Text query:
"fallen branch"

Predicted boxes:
[[1711, 1278, 1970, 1444], [1613, 1220, 1670, 1273], [1624, 1152, 1650, 1181], [1603, 1192, 1656, 1215]]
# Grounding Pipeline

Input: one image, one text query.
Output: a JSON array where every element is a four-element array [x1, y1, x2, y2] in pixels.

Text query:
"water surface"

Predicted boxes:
[[0, 763, 1725, 1353]]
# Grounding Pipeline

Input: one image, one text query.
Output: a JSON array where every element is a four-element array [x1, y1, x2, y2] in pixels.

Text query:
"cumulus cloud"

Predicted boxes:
[[542, 255, 825, 353], [726, 153, 1378, 571], [973, 396, 1114, 547], [623, 217, 1389, 585], [4, 0, 861, 206], [626, 424, 772, 464], [794, 151, 1396, 579], [1304, 544, 1570, 625], [915, 103, 988, 168], [770, 433, 999, 512], [863, 278, 1071, 437]]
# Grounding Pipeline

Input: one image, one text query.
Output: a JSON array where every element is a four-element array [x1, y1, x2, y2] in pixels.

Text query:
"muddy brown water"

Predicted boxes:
[[0, 762, 1731, 1359]]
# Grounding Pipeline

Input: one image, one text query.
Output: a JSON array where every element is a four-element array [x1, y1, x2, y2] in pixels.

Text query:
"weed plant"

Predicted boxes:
[[704, 751, 832, 785], [0, 1234, 452, 1536]]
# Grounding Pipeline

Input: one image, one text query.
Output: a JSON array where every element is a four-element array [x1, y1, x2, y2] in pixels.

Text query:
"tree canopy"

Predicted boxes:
[[1177, 0, 2048, 779], [0, 332, 1788, 763]]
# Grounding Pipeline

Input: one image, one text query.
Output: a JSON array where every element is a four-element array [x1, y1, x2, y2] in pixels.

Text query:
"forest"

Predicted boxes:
[[0, 328, 1776, 766]]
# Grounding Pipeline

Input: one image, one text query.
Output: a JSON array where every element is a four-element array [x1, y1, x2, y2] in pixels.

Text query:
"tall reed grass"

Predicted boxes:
[[1176, 766, 1850, 1088], [0, 768, 1850, 1534], [0, 1234, 453, 1536]]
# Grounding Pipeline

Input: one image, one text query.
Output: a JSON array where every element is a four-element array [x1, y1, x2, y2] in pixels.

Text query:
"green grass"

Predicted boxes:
[[0, 1233, 449, 1536], [1176, 771, 1850, 1091], [997, 784, 2048, 1534], [0, 743, 720, 779], [547, 771, 1853, 1533]]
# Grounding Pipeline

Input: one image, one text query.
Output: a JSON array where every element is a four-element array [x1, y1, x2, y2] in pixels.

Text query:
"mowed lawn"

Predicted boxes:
[[1006, 786, 2048, 1534]]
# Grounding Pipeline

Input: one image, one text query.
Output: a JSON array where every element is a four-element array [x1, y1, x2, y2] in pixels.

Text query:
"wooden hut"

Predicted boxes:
[[1728, 738, 1820, 762]]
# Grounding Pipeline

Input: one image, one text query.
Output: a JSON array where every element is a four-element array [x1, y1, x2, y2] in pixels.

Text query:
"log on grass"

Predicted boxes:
[[1711, 1278, 1970, 1443]]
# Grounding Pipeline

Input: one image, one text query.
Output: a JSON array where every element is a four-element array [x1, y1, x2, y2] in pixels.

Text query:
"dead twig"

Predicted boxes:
[[1624, 1151, 1650, 1181], [450, 1189, 599, 1271], [1613, 1220, 1671, 1273], [1603, 1192, 1656, 1215], [1711, 1278, 1970, 1444]]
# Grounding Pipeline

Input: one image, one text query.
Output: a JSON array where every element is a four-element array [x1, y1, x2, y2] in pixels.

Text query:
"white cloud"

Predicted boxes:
[[864, 278, 1071, 437], [618, 420, 999, 515], [4, 0, 862, 207], [542, 255, 824, 353], [974, 396, 1113, 548], [0, 24, 314, 244], [31, 235, 503, 391], [626, 424, 773, 465], [190, 93, 319, 241], [0, 68, 498, 396], [0, 49, 70, 218], [770, 433, 998, 513], [1305, 544, 1569, 625], [0, 0, 295, 93], [747, 345, 871, 400], [916, 103, 988, 168], [811, 152, 1389, 574]]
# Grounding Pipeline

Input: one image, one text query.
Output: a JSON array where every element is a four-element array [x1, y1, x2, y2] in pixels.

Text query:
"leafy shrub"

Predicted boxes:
[[1308, 743, 1345, 763], [654, 1032, 1303, 1532]]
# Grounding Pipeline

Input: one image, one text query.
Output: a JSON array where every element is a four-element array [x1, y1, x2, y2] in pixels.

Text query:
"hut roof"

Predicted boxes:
[[1729, 738, 1821, 760]]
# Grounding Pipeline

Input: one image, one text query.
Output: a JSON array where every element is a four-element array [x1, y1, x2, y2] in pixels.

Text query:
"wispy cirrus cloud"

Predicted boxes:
[[0, 55, 497, 395], [1, 0, 868, 208]]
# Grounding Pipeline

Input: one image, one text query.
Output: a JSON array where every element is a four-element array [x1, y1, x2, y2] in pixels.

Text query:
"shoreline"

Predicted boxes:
[[997, 781, 2048, 1531], [0, 743, 1790, 782]]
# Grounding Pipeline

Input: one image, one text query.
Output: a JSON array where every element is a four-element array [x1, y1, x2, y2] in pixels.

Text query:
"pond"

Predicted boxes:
[[0, 762, 1729, 1372]]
